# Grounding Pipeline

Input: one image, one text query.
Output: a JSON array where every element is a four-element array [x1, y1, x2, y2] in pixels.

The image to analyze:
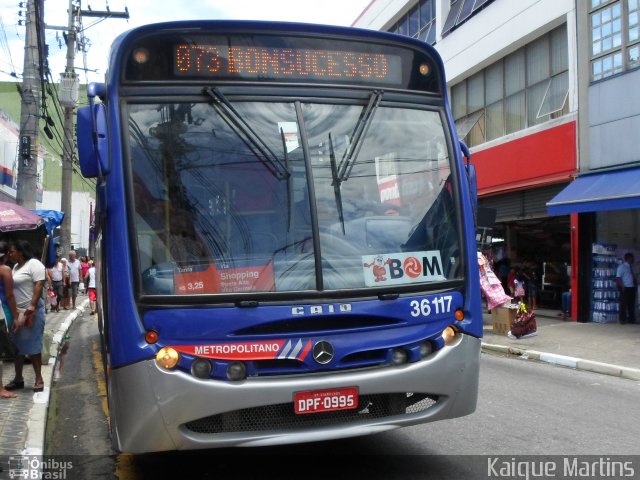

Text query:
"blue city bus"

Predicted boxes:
[[77, 20, 482, 453]]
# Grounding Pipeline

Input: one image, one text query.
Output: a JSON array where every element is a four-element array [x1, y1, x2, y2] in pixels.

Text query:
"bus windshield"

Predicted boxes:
[[130, 98, 461, 295]]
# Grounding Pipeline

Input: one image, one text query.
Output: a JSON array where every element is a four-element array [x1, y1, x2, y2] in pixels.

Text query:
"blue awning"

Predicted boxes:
[[547, 167, 640, 214]]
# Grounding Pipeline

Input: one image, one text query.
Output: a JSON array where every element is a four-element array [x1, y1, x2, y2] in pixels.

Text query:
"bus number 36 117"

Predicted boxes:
[[409, 295, 453, 317]]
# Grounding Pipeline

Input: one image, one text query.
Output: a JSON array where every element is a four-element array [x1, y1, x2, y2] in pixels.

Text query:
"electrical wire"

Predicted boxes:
[[0, 14, 17, 77]]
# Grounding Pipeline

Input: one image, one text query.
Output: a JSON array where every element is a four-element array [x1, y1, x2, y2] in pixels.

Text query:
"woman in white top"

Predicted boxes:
[[5, 240, 46, 392], [48, 257, 65, 312]]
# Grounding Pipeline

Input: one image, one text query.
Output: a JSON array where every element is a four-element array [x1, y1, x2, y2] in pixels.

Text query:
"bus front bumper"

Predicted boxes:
[[108, 334, 480, 453]]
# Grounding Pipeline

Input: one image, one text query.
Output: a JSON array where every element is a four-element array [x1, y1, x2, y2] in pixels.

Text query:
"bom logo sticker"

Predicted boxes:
[[362, 251, 445, 286]]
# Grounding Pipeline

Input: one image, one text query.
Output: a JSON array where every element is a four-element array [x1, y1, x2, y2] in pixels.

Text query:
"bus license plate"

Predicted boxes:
[[294, 387, 359, 415]]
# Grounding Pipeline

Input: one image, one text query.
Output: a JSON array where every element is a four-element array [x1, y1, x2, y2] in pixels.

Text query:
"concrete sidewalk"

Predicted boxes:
[[482, 307, 640, 380], [0, 298, 89, 457]]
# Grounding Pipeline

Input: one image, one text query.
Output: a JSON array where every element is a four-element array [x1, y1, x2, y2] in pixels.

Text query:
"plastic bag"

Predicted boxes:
[[13, 308, 31, 329], [509, 303, 537, 338], [478, 252, 511, 310], [47, 287, 58, 307]]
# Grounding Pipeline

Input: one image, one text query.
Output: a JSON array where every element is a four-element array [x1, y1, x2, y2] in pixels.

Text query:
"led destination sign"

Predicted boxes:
[[173, 44, 403, 85], [124, 31, 440, 92]]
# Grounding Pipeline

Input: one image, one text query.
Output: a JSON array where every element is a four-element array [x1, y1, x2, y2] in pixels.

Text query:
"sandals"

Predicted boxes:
[[33, 382, 45, 392], [5, 379, 24, 391], [1, 390, 17, 398]]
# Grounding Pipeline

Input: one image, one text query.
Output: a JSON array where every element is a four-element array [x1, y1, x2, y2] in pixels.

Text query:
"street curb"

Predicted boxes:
[[23, 299, 89, 456], [482, 343, 640, 381]]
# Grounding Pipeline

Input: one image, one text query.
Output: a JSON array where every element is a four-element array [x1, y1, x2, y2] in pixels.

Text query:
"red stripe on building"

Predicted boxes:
[[472, 121, 577, 196]]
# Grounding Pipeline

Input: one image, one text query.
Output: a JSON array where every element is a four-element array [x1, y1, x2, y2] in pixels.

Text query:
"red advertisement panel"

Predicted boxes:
[[174, 261, 275, 294]]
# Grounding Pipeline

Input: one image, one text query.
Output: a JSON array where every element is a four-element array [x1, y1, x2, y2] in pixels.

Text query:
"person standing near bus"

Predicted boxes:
[[80, 256, 90, 294], [616, 252, 637, 324], [48, 257, 64, 312], [5, 240, 46, 393], [85, 262, 96, 315], [67, 250, 82, 310], [0, 241, 18, 398], [60, 258, 70, 309]]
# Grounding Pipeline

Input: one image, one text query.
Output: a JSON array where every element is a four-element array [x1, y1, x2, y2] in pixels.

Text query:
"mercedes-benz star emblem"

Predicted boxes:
[[312, 341, 334, 364]]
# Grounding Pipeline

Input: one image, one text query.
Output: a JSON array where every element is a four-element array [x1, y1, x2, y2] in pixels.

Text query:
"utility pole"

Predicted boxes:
[[59, 0, 77, 256], [16, 0, 43, 208], [54, 1, 129, 255]]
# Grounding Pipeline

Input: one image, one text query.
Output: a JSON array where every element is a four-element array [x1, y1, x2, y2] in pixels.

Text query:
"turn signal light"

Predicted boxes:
[[155, 347, 180, 369], [145, 330, 159, 344], [455, 309, 465, 321]]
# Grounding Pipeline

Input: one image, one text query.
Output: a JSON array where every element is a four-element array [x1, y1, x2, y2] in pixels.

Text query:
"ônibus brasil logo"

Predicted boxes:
[[362, 251, 445, 286]]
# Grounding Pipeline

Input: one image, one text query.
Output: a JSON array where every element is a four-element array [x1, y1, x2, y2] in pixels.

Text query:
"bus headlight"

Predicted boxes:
[[391, 348, 408, 365], [191, 359, 213, 379], [155, 347, 180, 369], [419, 341, 434, 358], [226, 362, 247, 381]]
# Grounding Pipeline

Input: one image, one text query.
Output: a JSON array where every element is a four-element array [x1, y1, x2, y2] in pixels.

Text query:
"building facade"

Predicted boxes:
[[548, 0, 640, 323], [354, 0, 640, 321]]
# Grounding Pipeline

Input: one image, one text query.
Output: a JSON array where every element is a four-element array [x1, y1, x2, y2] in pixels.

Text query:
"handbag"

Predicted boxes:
[[0, 318, 17, 359]]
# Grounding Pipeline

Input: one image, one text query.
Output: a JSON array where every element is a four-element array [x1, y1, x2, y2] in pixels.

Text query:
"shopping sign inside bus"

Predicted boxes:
[[174, 261, 275, 294]]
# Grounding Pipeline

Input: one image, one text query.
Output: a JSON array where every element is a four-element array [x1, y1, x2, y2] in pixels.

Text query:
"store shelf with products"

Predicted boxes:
[[591, 243, 619, 323]]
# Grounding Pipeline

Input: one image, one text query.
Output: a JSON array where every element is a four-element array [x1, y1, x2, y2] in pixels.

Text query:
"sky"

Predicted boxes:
[[0, 0, 372, 84]]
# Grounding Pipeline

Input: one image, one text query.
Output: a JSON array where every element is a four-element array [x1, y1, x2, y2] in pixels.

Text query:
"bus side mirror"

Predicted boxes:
[[460, 140, 478, 216], [77, 102, 109, 178]]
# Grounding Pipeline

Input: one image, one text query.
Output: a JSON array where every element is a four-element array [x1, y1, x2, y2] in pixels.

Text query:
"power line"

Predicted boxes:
[[0, 14, 17, 77]]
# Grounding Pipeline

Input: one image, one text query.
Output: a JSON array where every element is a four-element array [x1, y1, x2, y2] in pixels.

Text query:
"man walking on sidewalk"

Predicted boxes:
[[616, 252, 637, 324], [67, 250, 81, 310]]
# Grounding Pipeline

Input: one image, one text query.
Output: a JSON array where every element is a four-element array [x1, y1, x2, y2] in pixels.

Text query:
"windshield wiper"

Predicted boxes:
[[328, 132, 345, 234], [203, 87, 290, 180], [337, 90, 383, 182], [280, 126, 294, 231]]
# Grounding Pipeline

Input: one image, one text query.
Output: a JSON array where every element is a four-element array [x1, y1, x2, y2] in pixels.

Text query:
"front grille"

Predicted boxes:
[[184, 392, 437, 434]]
